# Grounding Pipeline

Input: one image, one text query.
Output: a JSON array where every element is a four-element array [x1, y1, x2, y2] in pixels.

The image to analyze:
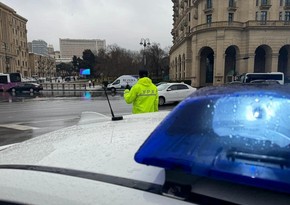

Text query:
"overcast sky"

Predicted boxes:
[[1, 0, 173, 51]]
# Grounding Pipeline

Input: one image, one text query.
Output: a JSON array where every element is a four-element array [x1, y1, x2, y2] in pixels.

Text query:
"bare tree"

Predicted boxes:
[[146, 43, 167, 80]]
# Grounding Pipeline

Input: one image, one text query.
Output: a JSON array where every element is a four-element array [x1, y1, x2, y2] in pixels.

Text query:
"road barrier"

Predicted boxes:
[[41, 83, 102, 91]]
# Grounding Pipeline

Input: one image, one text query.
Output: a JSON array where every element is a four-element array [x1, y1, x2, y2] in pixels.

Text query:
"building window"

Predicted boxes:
[[229, 0, 235, 7], [256, 0, 259, 6], [261, 0, 269, 5], [206, 0, 212, 9], [285, 11, 290, 22], [286, 0, 290, 6], [206, 14, 212, 25], [228, 13, 234, 23], [280, 11, 283, 20], [261, 11, 267, 23], [188, 12, 191, 22]]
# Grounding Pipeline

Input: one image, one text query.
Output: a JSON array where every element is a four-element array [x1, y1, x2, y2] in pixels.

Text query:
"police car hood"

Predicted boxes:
[[0, 111, 170, 184]]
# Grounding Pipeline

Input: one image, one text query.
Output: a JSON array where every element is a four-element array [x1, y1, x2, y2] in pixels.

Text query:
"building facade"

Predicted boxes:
[[0, 2, 29, 76], [170, 0, 290, 87], [32, 40, 48, 56], [59, 38, 106, 59], [29, 53, 56, 78]]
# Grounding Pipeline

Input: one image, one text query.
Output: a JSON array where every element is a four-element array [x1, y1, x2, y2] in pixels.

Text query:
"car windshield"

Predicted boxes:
[[157, 84, 169, 91], [1, 0, 290, 204]]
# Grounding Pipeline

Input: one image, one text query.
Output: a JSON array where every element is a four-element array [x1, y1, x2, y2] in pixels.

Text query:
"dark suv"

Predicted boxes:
[[9, 83, 43, 93]]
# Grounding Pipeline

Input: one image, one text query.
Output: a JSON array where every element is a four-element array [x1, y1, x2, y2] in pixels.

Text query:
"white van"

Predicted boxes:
[[239, 72, 284, 85], [107, 75, 138, 91]]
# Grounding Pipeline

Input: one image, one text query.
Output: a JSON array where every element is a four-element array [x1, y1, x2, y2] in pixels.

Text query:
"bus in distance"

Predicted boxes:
[[0, 73, 22, 92], [239, 72, 284, 85]]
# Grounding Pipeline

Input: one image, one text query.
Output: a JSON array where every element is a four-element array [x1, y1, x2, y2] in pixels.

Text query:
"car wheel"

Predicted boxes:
[[29, 88, 34, 93], [11, 88, 16, 92], [111, 87, 116, 92], [159, 97, 165, 106]]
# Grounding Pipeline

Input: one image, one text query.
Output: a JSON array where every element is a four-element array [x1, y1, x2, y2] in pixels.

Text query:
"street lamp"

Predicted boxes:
[[140, 38, 150, 68], [2, 42, 9, 73]]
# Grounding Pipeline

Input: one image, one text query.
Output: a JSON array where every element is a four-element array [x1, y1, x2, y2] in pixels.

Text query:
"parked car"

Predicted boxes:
[[157, 82, 196, 105], [155, 81, 168, 86], [0, 85, 290, 205], [9, 83, 43, 93]]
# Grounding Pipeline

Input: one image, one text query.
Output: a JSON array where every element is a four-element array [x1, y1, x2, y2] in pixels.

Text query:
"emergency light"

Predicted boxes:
[[135, 84, 290, 194]]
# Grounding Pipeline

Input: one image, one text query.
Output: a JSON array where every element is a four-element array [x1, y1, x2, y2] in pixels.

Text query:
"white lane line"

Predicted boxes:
[[26, 117, 80, 124], [0, 124, 39, 131]]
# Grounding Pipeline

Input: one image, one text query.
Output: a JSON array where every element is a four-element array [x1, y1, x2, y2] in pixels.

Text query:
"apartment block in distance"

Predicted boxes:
[[32, 40, 48, 56], [170, 0, 290, 87], [0, 2, 29, 76], [59, 38, 106, 59]]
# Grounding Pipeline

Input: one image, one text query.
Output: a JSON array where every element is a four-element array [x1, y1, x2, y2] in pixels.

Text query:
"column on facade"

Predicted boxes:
[[190, 38, 198, 87], [193, 55, 201, 87], [185, 58, 192, 80], [270, 53, 279, 72], [214, 39, 225, 85], [236, 55, 247, 75], [287, 53, 290, 77], [246, 53, 255, 73], [182, 55, 185, 79]]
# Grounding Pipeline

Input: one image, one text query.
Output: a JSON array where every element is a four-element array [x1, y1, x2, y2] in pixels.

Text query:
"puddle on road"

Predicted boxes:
[[0, 91, 123, 103]]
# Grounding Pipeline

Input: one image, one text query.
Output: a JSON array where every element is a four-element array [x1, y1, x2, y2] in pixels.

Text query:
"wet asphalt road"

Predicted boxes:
[[0, 91, 175, 146]]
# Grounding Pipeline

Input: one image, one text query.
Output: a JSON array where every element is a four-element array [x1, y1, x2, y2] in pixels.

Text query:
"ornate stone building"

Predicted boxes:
[[0, 2, 29, 75], [170, 0, 290, 87]]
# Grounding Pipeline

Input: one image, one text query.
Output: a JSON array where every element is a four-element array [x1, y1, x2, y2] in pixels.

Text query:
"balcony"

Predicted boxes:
[[204, 3, 213, 14], [260, 0, 271, 10], [284, 2, 290, 10], [189, 20, 290, 34], [228, 1, 237, 12]]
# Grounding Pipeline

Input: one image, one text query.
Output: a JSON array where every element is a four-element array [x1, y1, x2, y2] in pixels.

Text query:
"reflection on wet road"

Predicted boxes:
[[0, 90, 123, 103], [0, 91, 175, 146]]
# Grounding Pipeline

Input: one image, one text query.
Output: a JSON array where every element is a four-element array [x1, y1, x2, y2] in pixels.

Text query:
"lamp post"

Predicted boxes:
[[2, 42, 9, 73], [139, 38, 150, 68]]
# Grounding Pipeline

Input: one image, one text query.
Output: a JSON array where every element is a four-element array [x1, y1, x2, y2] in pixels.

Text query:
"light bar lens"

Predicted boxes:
[[135, 86, 290, 193]]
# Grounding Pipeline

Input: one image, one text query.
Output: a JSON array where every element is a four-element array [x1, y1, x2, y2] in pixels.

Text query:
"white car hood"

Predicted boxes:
[[0, 111, 169, 185]]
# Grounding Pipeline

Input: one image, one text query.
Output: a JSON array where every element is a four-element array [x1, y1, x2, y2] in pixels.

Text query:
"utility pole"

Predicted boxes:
[[140, 38, 150, 69]]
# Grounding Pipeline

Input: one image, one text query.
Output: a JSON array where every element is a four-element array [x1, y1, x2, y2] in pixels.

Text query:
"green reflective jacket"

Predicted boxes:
[[124, 77, 158, 114]]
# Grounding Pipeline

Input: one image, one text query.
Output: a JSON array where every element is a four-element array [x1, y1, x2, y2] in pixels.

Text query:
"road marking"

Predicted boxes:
[[25, 117, 80, 124], [0, 124, 39, 131]]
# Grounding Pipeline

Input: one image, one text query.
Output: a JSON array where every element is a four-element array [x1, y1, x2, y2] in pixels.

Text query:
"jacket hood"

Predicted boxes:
[[138, 77, 153, 87]]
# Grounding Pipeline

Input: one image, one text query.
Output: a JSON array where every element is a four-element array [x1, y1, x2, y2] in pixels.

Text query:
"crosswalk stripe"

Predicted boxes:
[[0, 124, 39, 131]]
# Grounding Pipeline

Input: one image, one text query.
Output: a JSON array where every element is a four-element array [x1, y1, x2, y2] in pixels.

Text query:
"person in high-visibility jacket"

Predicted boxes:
[[124, 70, 158, 114]]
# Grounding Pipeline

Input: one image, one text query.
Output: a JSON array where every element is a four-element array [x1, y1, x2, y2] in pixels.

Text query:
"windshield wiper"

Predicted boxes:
[[227, 150, 290, 168], [0, 164, 162, 194]]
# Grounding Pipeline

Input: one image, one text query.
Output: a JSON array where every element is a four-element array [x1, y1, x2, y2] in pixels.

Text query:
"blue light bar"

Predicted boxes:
[[135, 84, 290, 193]]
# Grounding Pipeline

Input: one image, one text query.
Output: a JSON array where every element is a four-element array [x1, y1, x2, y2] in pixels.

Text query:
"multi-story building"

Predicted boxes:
[[32, 40, 48, 56], [48, 44, 54, 56], [27, 42, 32, 52], [0, 2, 29, 76], [59, 38, 106, 59], [29, 53, 56, 78], [170, 0, 290, 87]]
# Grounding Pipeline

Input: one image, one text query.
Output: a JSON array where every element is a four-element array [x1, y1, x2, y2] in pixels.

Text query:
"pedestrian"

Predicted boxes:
[[88, 80, 92, 88], [124, 70, 158, 114]]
